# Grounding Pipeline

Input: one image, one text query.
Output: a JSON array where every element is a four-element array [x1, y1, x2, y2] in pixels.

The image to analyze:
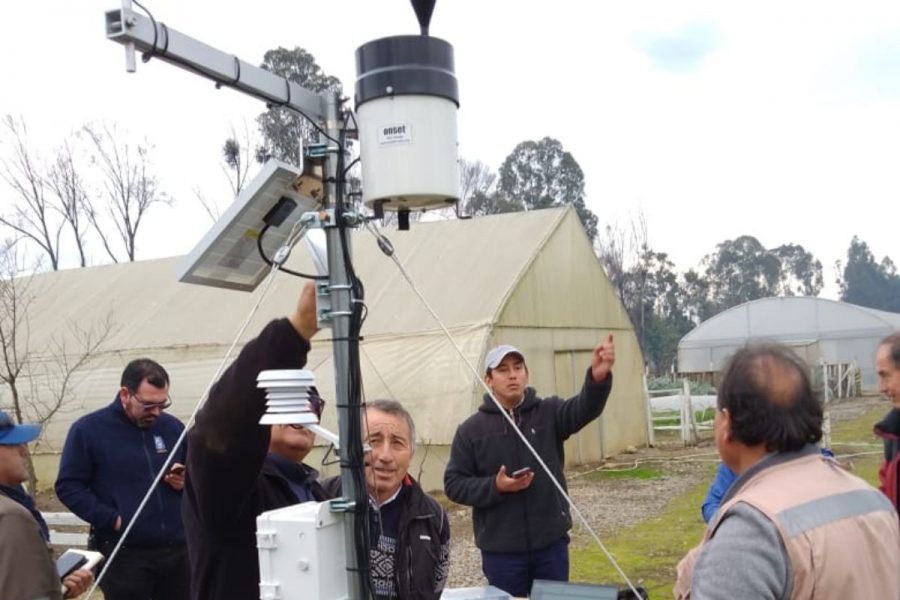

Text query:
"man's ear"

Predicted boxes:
[[721, 408, 732, 442], [118, 387, 130, 404]]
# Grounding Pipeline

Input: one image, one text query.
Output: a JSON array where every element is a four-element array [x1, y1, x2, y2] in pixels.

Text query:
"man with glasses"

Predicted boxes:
[[55, 359, 189, 600]]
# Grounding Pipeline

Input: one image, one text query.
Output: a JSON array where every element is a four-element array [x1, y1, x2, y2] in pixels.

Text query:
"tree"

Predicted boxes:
[[196, 122, 259, 223], [496, 137, 599, 241], [458, 158, 498, 215], [46, 138, 90, 267], [771, 243, 823, 296], [702, 235, 781, 311], [82, 122, 168, 262], [255, 47, 343, 164], [679, 269, 714, 324], [621, 246, 692, 373], [0, 116, 64, 270], [838, 236, 900, 311], [596, 222, 628, 303], [0, 241, 114, 489]]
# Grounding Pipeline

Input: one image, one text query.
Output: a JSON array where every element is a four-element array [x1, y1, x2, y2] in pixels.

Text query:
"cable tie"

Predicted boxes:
[[215, 56, 241, 89], [283, 78, 292, 107], [273, 245, 291, 265]]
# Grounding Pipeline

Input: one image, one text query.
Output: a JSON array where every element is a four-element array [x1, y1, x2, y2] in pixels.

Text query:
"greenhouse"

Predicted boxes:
[[678, 296, 900, 393]]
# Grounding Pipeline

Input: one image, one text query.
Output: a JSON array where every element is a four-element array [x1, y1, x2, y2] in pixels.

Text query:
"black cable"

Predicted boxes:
[[342, 157, 360, 179], [132, 0, 169, 63], [272, 84, 341, 146], [332, 121, 377, 600], [256, 224, 327, 280]]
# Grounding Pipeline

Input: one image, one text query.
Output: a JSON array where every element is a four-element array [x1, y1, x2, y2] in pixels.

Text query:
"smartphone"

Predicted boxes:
[[511, 467, 533, 479], [56, 551, 88, 579]]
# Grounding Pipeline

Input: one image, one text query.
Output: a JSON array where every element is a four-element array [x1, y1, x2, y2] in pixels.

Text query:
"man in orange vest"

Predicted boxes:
[[675, 343, 900, 599]]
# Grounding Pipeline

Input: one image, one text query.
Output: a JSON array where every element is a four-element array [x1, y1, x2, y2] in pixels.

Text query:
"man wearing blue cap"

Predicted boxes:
[[0, 410, 93, 599], [444, 336, 616, 597]]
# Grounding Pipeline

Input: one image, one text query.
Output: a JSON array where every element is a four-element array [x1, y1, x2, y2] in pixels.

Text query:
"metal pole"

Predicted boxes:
[[321, 93, 366, 600]]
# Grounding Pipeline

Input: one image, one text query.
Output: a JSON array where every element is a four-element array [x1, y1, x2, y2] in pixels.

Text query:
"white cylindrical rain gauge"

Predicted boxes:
[[355, 35, 460, 211]]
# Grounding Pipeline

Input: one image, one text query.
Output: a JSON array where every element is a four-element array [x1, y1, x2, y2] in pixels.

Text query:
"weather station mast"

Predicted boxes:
[[102, 0, 459, 598]]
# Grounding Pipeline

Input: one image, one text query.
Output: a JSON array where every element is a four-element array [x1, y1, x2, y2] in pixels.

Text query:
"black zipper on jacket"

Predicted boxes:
[[140, 429, 168, 539], [402, 512, 436, 598]]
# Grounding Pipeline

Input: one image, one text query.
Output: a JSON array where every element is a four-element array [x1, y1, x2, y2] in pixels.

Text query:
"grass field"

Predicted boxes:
[[569, 403, 889, 597]]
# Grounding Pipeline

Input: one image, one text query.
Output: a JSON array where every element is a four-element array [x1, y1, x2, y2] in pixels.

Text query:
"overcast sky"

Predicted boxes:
[[2, 0, 899, 298]]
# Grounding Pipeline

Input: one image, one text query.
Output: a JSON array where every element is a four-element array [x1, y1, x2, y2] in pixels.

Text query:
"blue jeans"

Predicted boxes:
[[481, 536, 569, 597]]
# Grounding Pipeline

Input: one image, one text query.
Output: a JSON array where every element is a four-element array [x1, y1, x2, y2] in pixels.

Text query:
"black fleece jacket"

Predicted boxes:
[[182, 318, 328, 600], [443, 369, 612, 553]]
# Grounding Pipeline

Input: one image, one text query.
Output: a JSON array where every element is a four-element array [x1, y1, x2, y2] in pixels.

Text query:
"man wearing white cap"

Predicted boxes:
[[444, 336, 616, 597], [0, 410, 93, 599]]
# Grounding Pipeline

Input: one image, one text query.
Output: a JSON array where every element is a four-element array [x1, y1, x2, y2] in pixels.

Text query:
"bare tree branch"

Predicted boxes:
[[193, 187, 221, 223], [46, 137, 90, 267], [0, 116, 64, 270], [82, 122, 168, 262], [0, 241, 117, 487]]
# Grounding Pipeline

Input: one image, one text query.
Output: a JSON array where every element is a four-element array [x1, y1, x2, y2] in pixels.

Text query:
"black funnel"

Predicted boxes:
[[411, 0, 437, 35]]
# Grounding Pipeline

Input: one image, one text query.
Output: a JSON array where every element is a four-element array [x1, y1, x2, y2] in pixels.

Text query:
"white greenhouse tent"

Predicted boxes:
[[678, 296, 900, 392], [4, 207, 647, 490]]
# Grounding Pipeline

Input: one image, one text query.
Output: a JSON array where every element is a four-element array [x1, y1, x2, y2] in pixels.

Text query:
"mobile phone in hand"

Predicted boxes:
[[511, 467, 533, 479], [56, 551, 87, 579]]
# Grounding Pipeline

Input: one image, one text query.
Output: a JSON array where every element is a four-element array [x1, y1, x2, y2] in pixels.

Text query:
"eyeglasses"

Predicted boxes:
[[130, 393, 172, 412]]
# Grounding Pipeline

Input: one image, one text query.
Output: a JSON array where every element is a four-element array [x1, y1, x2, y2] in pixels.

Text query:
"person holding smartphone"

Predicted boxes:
[[444, 337, 616, 598], [55, 359, 189, 600], [0, 410, 93, 600]]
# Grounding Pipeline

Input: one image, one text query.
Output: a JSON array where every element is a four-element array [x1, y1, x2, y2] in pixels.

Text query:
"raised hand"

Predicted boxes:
[[289, 281, 319, 341], [591, 334, 615, 382]]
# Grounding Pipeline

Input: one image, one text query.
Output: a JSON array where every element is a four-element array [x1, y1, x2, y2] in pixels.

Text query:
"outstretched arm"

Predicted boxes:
[[556, 334, 616, 438], [185, 282, 318, 526]]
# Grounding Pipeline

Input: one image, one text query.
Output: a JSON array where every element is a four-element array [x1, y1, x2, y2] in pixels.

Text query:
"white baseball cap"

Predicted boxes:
[[484, 345, 525, 372]]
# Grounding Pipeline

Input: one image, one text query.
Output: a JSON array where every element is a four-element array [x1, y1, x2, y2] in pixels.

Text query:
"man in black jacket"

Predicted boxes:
[[444, 337, 615, 597], [182, 282, 329, 600]]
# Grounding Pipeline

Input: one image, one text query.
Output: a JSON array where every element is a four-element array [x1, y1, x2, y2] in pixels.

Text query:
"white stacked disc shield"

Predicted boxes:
[[257, 369, 318, 425]]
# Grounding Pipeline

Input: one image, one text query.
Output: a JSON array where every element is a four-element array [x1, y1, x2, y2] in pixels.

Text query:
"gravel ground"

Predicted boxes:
[[445, 445, 717, 588]]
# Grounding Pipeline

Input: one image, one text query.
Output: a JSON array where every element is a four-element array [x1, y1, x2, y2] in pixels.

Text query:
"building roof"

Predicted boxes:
[[680, 296, 900, 349], [6, 207, 645, 459]]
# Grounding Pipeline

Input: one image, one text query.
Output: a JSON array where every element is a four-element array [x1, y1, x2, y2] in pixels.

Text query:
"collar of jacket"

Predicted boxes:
[[874, 408, 900, 439], [720, 444, 822, 507], [479, 387, 538, 414], [264, 453, 320, 484], [109, 393, 139, 427]]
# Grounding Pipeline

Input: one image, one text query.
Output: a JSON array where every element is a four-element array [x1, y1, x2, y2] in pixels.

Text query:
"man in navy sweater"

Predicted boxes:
[[55, 359, 188, 600]]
